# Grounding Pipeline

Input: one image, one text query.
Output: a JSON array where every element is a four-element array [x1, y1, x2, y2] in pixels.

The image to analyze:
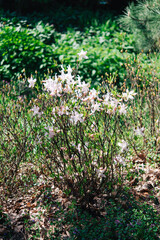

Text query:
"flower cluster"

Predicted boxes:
[[32, 64, 136, 122]]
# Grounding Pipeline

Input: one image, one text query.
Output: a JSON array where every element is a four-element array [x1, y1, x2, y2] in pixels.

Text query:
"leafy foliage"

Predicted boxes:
[[63, 196, 159, 240], [0, 9, 135, 87], [53, 21, 135, 87], [0, 19, 57, 81]]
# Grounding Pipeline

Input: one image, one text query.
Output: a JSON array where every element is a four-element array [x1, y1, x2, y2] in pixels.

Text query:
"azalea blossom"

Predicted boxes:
[[90, 89, 98, 99], [67, 65, 72, 75], [52, 107, 56, 115], [43, 76, 62, 96], [107, 108, 114, 115], [109, 99, 119, 114], [59, 65, 75, 87], [43, 77, 54, 92], [96, 167, 106, 178], [77, 81, 90, 94], [59, 65, 66, 82], [31, 105, 41, 116], [45, 126, 61, 138], [118, 140, 128, 152], [122, 89, 137, 101], [119, 103, 127, 115], [57, 106, 69, 116], [78, 50, 88, 60], [70, 111, 84, 124], [91, 102, 101, 113], [28, 76, 36, 88], [134, 127, 145, 136], [48, 127, 55, 138], [77, 143, 81, 153], [83, 88, 98, 102], [110, 99, 119, 108], [103, 93, 110, 105], [114, 155, 125, 165]]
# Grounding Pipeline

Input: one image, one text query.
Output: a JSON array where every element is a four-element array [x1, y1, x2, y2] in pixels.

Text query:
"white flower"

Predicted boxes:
[[70, 111, 84, 124], [134, 127, 144, 136], [118, 140, 128, 152], [58, 106, 69, 116], [83, 89, 99, 102], [110, 99, 118, 107], [91, 102, 101, 113], [122, 89, 137, 101], [78, 50, 88, 60], [45, 126, 60, 138], [96, 167, 106, 178], [59, 65, 75, 87], [63, 84, 72, 93], [43, 76, 62, 96], [48, 127, 55, 138], [67, 65, 72, 75], [90, 89, 98, 99], [114, 155, 125, 165], [103, 93, 110, 105], [76, 75, 81, 85], [77, 81, 90, 94], [119, 103, 127, 115], [107, 108, 114, 115], [52, 107, 56, 115], [77, 143, 81, 153], [59, 65, 66, 82], [31, 105, 41, 116], [43, 77, 54, 91], [28, 76, 36, 88]]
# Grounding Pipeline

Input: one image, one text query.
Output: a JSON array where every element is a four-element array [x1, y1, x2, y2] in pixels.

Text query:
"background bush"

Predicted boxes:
[[0, 9, 135, 87], [0, 19, 57, 82]]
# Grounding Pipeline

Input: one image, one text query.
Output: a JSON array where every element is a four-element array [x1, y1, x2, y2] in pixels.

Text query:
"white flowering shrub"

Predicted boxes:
[[27, 61, 136, 207], [0, 53, 143, 206]]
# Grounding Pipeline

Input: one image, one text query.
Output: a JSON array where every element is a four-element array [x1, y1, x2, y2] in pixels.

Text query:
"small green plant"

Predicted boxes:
[[42, 191, 159, 240]]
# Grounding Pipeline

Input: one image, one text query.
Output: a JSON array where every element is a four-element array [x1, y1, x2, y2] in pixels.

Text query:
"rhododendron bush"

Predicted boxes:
[[1, 50, 159, 209], [26, 62, 136, 206]]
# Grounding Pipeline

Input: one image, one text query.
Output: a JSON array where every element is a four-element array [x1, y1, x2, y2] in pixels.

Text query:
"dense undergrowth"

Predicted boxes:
[[0, 3, 160, 240], [0, 5, 135, 87]]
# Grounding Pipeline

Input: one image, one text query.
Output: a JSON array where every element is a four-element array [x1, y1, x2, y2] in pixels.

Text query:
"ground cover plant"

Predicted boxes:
[[0, 50, 159, 239]]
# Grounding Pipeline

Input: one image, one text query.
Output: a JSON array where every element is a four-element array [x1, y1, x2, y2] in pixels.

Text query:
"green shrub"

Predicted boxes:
[[0, 61, 133, 203], [0, 10, 135, 87], [0, 20, 57, 81], [53, 20, 135, 87]]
